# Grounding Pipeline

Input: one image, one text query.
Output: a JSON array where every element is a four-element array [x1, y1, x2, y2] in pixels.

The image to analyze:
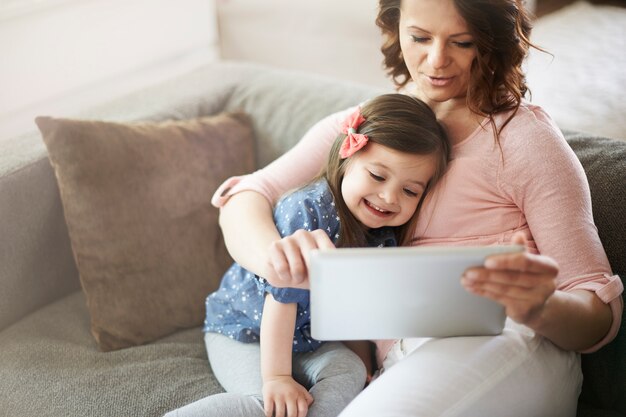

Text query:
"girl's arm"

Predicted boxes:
[[260, 295, 313, 417]]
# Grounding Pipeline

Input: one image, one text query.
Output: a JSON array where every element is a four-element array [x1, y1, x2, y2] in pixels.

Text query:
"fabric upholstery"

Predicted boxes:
[[565, 131, 626, 416], [222, 69, 384, 168], [0, 291, 222, 416], [0, 157, 80, 332], [36, 113, 255, 351]]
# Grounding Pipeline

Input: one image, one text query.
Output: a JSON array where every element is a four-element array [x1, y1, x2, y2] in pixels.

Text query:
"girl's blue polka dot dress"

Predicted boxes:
[[204, 179, 396, 352]]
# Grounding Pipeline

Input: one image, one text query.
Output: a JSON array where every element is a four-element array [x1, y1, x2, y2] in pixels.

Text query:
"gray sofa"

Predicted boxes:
[[1, 62, 624, 417]]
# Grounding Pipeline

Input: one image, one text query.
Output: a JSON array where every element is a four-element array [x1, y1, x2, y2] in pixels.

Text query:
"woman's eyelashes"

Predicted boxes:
[[453, 41, 474, 49], [409, 35, 474, 49], [403, 188, 419, 198], [410, 35, 429, 43]]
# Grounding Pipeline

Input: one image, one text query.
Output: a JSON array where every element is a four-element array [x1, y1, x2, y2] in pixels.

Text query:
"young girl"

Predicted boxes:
[[166, 94, 449, 417]]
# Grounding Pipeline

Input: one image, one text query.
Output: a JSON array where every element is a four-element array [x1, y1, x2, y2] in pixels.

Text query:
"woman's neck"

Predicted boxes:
[[416, 94, 482, 145]]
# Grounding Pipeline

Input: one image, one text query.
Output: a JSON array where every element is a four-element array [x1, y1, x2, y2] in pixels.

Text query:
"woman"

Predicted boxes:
[[212, 0, 623, 416]]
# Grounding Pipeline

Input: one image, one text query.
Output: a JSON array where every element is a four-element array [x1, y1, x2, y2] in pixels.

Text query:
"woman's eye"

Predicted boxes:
[[369, 172, 384, 182], [404, 189, 419, 197], [410, 35, 429, 43], [454, 41, 474, 49]]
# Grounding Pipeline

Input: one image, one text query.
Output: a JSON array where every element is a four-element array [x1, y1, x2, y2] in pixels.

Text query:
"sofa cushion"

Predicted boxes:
[[0, 291, 222, 416], [222, 66, 385, 169], [36, 113, 255, 351], [564, 131, 626, 416]]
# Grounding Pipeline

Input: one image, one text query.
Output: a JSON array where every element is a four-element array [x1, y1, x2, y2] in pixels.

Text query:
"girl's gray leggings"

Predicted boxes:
[[164, 332, 366, 417]]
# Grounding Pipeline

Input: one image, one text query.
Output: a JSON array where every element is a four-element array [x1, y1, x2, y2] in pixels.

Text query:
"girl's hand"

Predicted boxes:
[[268, 229, 335, 287], [262, 375, 314, 417], [461, 232, 558, 327]]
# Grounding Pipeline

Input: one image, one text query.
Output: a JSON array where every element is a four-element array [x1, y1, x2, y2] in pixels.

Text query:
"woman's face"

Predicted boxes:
[[398, 0, 477, 106], [341, 142, 436, 230]]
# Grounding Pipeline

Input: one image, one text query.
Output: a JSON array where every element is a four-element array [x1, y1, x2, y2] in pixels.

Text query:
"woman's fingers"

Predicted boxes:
[[484, 250, 559, 277], [268, 229, 336, 285], [462, 245, 559, 325]]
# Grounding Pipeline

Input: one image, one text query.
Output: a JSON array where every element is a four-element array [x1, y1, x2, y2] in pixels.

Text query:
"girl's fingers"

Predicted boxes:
[[274, 400, 285, 417], [286, 398, 298, 417], [304, 389, 314, 405], [264, 400, 274, 417], [297, 397, 310, 417]]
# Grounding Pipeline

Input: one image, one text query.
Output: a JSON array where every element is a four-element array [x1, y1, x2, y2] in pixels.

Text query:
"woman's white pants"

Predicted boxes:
[[339, 319, 582, 417]]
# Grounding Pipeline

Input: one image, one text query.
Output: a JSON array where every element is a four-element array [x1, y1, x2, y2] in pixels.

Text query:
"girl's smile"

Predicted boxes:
[[363, 199, 394, 217]]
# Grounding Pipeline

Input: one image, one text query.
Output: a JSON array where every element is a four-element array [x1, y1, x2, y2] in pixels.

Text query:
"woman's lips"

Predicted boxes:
[[426, 75, 454, 87]]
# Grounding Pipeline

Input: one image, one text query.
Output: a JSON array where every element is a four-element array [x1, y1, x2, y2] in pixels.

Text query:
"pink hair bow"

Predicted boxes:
[[339, 107, 368, 159]]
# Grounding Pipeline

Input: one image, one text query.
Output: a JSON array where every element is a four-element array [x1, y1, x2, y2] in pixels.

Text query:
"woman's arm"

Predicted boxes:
[[462, 232, 615, 352], [215, 108, 354, 287], [462, 109, 622, 352], [260, 295, 313, 417], [219, 191, 281, 282], [220, 194, 335, 289]]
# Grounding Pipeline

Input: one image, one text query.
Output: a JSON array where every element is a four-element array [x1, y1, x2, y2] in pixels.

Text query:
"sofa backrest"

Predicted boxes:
[[566, 132, 626, 415]]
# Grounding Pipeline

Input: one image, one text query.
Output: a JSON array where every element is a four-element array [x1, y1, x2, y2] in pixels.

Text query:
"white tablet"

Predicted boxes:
[[308, 245, 524, 340]]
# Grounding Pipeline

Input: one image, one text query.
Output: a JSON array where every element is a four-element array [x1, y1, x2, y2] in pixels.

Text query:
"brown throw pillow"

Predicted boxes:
[[36, 113, 255, 351]]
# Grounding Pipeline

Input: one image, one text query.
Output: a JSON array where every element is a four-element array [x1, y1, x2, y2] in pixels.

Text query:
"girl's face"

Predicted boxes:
[[398, 0, 477, 107], [341, 142, 436, 229]]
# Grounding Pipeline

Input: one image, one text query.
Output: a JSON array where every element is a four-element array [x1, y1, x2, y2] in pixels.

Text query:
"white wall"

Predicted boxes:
[[0, 0, 218, 139], [217, 0, 394, 90]]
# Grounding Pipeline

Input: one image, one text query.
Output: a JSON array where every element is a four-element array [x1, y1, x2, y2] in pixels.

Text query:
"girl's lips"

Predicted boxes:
[[364, 200, 392, 217]]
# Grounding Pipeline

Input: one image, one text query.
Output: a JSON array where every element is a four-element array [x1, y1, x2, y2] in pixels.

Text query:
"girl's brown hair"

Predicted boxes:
[[376, 0, 536, 137], [318, 93, 449, 248]]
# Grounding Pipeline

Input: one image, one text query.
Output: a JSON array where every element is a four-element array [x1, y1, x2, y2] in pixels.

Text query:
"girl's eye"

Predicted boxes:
[[404, 189, 419, 198], [410, 35, 429, 43], [454, 41, 474, 49], [369, 172, 384, 182]]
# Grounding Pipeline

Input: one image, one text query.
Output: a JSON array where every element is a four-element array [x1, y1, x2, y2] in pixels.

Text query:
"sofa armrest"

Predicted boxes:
[[0, 132, 80, 331]]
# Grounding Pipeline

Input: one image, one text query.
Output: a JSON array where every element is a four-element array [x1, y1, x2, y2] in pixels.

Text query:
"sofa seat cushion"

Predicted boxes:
[[0, 291, 221, 416]]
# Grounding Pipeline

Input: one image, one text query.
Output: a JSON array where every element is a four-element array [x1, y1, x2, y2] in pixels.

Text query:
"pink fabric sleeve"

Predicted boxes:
[[499, 107, 623, 352], [211, 106, 356, 208]]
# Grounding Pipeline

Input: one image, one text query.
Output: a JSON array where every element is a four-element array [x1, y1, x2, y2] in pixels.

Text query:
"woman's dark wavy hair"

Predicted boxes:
[[315, 93, 450, 248], [376, 0, 537, 138]]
